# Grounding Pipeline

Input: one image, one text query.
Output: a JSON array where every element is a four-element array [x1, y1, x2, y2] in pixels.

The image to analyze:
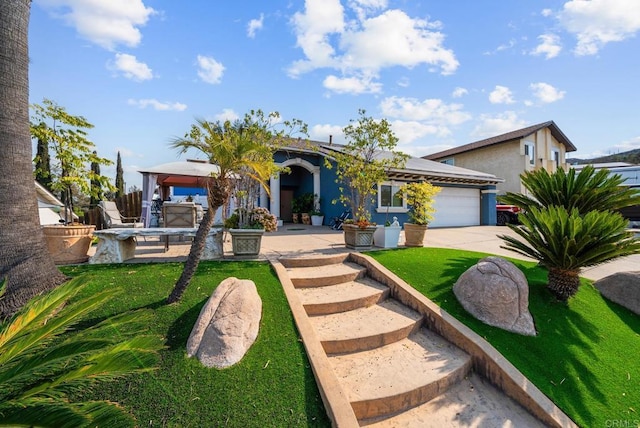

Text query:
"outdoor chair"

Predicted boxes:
[[162, 202, 198, 250], [98, 201, 144, 229]]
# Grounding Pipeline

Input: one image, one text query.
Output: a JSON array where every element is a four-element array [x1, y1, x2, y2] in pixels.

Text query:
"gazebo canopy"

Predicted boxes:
[[138, 159, 220, 187]]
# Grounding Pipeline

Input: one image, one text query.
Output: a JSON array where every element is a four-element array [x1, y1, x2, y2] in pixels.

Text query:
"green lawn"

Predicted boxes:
[[63, 261, 329, 428], [62, 248, 639, 428], [366, 247, 640, 428]]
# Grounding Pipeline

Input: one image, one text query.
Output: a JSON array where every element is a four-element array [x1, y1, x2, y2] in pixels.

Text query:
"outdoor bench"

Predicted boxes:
[[90, 227, 223, 264]]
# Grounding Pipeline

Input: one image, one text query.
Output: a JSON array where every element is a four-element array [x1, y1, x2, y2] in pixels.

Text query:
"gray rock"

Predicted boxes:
[[453, 257, 536, 336], [594, 271, 640, 315], [186, 277, 262, 368]]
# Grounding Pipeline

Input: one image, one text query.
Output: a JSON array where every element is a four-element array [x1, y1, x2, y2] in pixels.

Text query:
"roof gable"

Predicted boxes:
[[424, 121, 576, 160]]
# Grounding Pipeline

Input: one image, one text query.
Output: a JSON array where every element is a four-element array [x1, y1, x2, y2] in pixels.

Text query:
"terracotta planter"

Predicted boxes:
[[42, 224, 96, 265], [343, 224, 376, 250], [301, 213, 311, 225], [404, 222, 428, 247], [229, 228, 264, 256], [292, 213, 300, 224], [373, 225, 401, 248]]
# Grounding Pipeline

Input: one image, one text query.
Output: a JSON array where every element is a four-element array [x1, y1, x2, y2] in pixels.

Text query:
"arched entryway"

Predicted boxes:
[[265, 158, 320, 222]]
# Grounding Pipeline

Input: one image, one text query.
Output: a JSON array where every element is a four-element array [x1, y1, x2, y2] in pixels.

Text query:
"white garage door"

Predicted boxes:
[[429, 187, 480, 227]]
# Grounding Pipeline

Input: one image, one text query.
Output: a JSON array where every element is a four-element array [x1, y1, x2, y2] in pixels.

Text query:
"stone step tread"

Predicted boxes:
[[359, 373, 546, 427], [310, 298, 421, 342], [329, 328, 471, 407], [279, 253, 349, 268], [297, 277, 389, 308], [287, 262, 366, 287]]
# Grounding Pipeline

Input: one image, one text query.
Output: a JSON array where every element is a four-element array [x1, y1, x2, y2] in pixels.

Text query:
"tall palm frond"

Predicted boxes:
[[499, 165, 640, 214], [0, 276, 163, 427]]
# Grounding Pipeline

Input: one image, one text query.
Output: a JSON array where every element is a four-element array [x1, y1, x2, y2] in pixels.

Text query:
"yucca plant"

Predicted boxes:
[[500, 206, 640, 301], [0, 276, 163, 427], [498, 165, 640, 214]]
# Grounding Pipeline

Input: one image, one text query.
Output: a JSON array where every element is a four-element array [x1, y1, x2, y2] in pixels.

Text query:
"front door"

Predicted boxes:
[[280, 189, 293, 222]]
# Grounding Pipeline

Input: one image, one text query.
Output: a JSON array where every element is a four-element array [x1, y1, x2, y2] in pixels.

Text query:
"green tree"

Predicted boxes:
[[115, 151, 124, 198], [0, 276, 163, 427], [90, 150, 103, 207], [0, 0, 67, 319], [166, 110, 307, 303], [498, 166, 640, 301], [326, 109, 408, 222], [30, 99, 115, 223], [34, 127, 52, 192]]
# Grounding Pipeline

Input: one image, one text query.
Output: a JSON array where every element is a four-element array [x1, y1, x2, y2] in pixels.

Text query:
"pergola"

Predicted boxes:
[[138, 160, 219, 227]]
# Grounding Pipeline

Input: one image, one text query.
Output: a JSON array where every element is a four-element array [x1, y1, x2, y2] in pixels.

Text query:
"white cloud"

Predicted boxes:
[[35, 0, 155, 50], [531, 33, 562, 59], [391, 120, 446, 145], [558, 0, 640, 55], [127, 98, 187, 111], [489, 85, 515, 104], [530, 82, 565, 103], [214, 109, 240, 122], [471, 111, 527, 139], [323, 74, 382, 94], [247, 13, 264, 38], [288, 1, 458, 93], [111, 53, 153, 81], [310, 124, 345, 143], [541, 8, 553, 17], [196, 55, 225, 84], [380, 96, 471, 125], [452, 87, 468, 98]]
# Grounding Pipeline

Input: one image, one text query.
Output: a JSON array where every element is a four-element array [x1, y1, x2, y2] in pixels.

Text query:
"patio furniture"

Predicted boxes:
[[99, 201, 144, 228], [162, 202, 198, 248]]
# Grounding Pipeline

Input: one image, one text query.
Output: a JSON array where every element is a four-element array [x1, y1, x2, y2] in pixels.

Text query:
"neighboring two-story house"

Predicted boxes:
[[423, 121, 577, 195]]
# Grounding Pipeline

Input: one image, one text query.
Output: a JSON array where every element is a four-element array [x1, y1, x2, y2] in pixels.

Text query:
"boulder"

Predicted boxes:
[[594, 271, 640, 315], [453, 256, 536, 336], [186, 277, 262, 368]]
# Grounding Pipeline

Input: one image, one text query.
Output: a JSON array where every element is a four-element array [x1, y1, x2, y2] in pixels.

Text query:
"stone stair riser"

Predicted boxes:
[[303, 289, 389, 315], [290, 269, 366, 287], [322, 321, 421, 354]]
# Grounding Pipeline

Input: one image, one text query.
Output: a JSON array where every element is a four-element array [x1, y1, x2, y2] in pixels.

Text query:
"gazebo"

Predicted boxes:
[[139, 160, 220, 227]]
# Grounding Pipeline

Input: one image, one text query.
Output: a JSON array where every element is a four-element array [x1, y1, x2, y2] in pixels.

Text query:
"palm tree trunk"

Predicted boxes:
[[547, 268, 581, 302], [0, 0, 67, 319]]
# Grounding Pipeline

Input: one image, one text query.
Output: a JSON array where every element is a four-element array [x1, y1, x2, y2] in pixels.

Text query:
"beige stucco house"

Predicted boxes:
[[424, 121, 577, 195]]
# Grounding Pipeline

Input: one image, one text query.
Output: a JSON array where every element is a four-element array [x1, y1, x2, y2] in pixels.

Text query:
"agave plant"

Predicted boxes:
[[500, 206, 640, 301], [0, 276, 163, 427], [498, 165, 640, 214]]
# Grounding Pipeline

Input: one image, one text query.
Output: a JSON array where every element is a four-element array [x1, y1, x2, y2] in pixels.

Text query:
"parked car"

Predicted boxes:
[[496, 204, 522, 226]]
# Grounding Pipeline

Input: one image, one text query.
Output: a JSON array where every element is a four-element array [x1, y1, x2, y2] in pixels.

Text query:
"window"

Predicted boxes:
[[551, 149, 560, 167], [441, 158, 454, 166], [524, 143, 535, 165], [377, 182, 407, 213]]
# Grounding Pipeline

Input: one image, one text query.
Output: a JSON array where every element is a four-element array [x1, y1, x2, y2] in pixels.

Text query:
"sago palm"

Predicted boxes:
[[498, 165, 640, 214], [500, 206, 640, 301], [0, 276, 163, 427]]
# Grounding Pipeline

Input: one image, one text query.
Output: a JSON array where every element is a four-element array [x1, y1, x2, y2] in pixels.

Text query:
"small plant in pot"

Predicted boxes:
[[325, 109, 408, 249], [401, 181, 441, 247], [31, 99, 115, 264]]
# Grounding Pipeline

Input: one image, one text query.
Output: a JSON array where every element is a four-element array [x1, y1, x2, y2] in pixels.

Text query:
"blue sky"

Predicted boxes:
[[29, 0, 640, 189]]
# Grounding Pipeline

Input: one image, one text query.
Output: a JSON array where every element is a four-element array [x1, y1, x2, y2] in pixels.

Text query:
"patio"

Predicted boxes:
[[87, 225, 640, 281]]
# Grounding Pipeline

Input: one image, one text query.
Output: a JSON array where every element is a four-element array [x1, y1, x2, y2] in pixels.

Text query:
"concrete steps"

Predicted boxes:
[[278, 253, 549, 427]]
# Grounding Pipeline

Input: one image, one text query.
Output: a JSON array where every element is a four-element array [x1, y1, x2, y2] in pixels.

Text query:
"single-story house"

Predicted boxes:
[[424, 121, 577, 196], [139, 140, 504, 228]]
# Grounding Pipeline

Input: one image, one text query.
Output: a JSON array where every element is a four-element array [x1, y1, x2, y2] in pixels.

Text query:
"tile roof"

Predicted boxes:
[[423, 120, 577, 160]]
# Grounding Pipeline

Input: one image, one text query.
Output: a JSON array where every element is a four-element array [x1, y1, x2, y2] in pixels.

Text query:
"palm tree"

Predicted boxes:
[[166, 111, 306, 303], [500, 206, 640, 301], [0, 0, 67, 319], [498, 166, 640, 301], [0, 276, 163, 427], [498, 165, 640, 214]]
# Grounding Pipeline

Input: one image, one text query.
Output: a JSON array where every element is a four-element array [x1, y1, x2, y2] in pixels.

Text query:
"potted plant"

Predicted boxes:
[[297, 192, 314, 225], [401, 181, 441, 247], [291, 197, 301, 224], [325, 109, 408, 250], [373, 216, 402, 248], [31, 99, 114, 264]]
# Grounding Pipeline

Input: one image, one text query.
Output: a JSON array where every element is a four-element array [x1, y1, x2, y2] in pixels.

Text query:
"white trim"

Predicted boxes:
[[273, 157, 321, 219], [377, 181, 407, 211]]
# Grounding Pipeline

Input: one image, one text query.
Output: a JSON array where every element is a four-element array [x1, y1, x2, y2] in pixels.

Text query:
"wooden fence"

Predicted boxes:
[[84, 191, 143, 230]]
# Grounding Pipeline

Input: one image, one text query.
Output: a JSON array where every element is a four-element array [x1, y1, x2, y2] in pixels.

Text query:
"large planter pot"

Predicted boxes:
[[404, 222, 428, 247], [343, 224, 376, 250], [373, 225, 402, 248], [311, 215, 324, 226], [42, 224, 96, 265], [229, 228, 265, 256]]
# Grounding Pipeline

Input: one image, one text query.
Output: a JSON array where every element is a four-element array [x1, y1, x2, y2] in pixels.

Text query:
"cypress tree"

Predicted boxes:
[[115, 151, 124, 197], [34, 131, 52, 192]]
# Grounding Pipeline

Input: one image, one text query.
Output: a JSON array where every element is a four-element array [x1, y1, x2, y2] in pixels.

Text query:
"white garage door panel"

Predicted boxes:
[[429, 188, 480, 227]]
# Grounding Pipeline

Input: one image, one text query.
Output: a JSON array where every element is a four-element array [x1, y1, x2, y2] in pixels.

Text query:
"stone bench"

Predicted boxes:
[[90, 227, 223, 264]]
